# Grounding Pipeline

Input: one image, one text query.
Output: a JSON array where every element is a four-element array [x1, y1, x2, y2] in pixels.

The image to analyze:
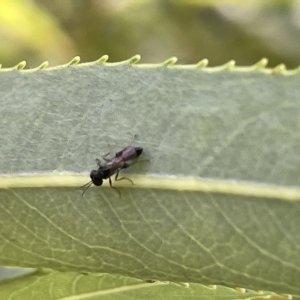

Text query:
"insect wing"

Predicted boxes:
[[121, 146, 143, 161]]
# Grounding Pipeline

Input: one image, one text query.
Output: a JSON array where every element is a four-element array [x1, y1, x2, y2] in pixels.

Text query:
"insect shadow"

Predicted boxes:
[[77, 135, 145, 197]]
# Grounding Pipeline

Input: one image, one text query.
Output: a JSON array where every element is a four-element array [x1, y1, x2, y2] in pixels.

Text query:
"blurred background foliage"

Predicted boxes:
[[0, 0, 300, 68]]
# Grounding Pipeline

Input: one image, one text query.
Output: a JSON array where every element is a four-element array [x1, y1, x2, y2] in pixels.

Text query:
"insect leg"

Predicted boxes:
[[122, 158, 150, 169], [137, 158, 150, 163], [95, 158, 102, 166], [128, 134, 138, 147], [115, 169, 134, 185], [102, 151, 111, 162], [102, 141, 113, 159], [109, 176, 121, 198]]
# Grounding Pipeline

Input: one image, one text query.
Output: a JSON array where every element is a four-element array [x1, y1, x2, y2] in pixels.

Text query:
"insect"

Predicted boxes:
[[78, 138, 143, 197]]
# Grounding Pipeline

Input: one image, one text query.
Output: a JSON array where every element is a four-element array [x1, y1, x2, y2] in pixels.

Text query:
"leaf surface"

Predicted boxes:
[[0, 61, 299, 295]]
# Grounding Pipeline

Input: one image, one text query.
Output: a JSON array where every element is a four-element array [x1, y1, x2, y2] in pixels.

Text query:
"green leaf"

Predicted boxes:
[[0, 269, 289, 300], [0, 59, 300, 296]]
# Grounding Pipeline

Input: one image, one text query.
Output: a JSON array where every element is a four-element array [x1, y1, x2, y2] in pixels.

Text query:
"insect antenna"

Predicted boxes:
[[76, 181, 93, 196]]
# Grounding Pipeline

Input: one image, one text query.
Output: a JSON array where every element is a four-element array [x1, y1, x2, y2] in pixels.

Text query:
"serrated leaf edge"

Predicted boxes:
[[0, 55, 299, 75]]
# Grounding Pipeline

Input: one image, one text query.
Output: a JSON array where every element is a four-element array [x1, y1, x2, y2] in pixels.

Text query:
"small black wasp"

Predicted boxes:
[[78, 136, 143, 196]]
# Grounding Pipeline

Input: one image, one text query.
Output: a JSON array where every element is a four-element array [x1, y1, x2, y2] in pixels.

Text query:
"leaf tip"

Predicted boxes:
[[272, 63, 286, 74], [68, 56, 81, 66], [162, 57, 178, 66], [96, 55, 109, 64], [15, 61, 27, 70], [253, 58, 268, 69], [128, 55, 141, 64], [220, 60, 236, 70], [196, 59, 209, 68], [37, 61, 49, 69]]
